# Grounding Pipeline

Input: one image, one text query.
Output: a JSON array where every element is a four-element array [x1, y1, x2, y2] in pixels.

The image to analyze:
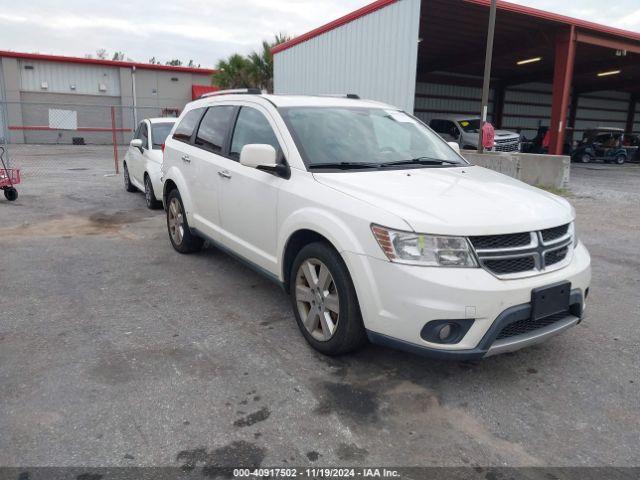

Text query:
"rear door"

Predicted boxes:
[[217, 104, 286, 273], [190, 105, 236, 239]]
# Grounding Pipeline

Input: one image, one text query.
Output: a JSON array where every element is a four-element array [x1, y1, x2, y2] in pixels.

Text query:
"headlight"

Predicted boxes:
[[371, 225, 478, 267]]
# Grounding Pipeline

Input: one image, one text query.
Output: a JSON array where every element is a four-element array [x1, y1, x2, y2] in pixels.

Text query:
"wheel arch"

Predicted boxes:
[[162, 168, 193, 216], [278, 210, 366, 293]]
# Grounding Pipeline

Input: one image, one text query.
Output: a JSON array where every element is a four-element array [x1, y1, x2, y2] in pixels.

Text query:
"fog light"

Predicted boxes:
[[421, 319, 475, 345], [438, 324, 453, 341]]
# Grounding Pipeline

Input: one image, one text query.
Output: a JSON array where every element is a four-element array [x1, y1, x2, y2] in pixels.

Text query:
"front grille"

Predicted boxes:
[[470, 232, 531, 250], [496, 312, 569, 340], [494, 142, 520, 152], [484, 257, 535, 275], [545, 247, 569, 266], [541, 224, 569, 243], [471, 224, 573, 278]]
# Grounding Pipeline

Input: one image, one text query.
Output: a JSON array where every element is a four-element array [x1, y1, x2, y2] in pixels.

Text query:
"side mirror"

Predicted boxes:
[[240, 144, 290, 178], [448, 141, 461, 154], [240, 144, 277, 169], [130, 139, 143, 151]]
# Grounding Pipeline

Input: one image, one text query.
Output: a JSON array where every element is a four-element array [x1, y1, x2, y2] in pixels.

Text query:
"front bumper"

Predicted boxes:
[[343, 242, 591, 359]]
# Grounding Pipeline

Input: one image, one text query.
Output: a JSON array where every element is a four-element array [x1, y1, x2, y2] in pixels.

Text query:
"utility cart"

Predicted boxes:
[[0, 146, 19, 201]]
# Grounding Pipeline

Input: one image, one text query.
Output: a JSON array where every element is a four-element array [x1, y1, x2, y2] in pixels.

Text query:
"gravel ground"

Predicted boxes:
[[0, 146, 638, 468]]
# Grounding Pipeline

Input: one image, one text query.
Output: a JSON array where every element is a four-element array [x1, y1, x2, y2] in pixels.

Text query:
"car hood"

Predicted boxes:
[[313, 166, 573, 235]]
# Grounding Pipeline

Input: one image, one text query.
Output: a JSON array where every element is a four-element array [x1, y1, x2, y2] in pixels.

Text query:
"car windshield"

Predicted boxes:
[[151, 122, 175, 149], [458, 119, 481, 133], [279, 107, 467, 169]]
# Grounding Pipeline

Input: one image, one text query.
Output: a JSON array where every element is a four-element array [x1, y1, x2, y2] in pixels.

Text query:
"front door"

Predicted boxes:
[[217, 105, 285, 274]]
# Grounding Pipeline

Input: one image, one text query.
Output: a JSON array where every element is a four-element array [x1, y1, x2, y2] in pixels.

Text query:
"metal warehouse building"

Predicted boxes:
[[273, 0, 640, 155], [0, 51, 215, 144]]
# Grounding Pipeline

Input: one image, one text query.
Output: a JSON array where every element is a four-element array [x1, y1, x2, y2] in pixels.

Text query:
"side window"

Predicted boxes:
[[195, 106, 235, 153], [173, 108, 204, 143], [230, 107, 280, 159], [140, 123, 149, 149], [429, 120, 444, 133]]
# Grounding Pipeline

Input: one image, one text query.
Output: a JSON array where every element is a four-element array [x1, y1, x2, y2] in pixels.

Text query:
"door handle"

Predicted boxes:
[[181, 155, 191, 163], [218, 170, 232, 179]]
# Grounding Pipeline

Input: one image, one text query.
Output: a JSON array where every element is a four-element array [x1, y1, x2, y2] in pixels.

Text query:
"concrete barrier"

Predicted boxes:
[[462, 151, 571, 189]]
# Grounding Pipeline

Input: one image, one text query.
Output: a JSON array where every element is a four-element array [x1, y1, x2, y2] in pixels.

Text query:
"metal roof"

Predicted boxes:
[[272, 0, 640, 55], [0, 50, 216, 75]]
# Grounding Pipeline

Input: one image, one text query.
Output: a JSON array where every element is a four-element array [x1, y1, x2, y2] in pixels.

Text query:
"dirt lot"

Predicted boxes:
[[0, 146, 638, 468]]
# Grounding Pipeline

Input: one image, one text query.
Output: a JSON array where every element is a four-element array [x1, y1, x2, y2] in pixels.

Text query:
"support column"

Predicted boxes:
[[568, 94, 579, 146], [626, 94, 637, 135], [549, 26, 576, 155], [492, 83, 505, 129]]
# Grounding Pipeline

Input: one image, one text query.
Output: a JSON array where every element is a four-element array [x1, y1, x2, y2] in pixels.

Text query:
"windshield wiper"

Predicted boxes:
[[379, 157, 460, 167], [308, 162, 382, 170]]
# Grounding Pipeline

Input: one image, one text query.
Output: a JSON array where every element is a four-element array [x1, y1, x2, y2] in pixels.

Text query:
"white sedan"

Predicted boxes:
[[123, 118, 177, 209]]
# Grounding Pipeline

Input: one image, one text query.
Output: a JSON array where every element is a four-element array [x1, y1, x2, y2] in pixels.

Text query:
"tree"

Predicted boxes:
[[213, 34, 291, 92], [96, 49, 108, 60], [112, 51, 125, 61], [166, 59, 183, 66], [212, 54, 253, 89]]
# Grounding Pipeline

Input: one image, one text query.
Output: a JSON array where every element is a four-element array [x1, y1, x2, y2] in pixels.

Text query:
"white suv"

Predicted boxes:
[[161, 91, 591, 359]]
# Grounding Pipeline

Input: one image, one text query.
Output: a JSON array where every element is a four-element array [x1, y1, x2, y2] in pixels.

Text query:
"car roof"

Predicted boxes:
[[188, 94, 397, 110], [430, 115, 480, 122], [587, 127, 624, 132], [147, 117, 177, 124]]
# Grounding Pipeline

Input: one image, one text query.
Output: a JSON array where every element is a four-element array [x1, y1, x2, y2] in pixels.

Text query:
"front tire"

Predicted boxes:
[[290, 242, 367, 355], [615, 154, 626, 165], [166, 189, 203, 254], [123, 163, 136, 192], [144, 175, 162, 209], [580, 153, 592, 164]]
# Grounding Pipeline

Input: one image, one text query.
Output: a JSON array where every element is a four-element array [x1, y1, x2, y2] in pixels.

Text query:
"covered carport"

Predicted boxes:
[[273, 0, 640, 156], [416, 0, 640, 154]]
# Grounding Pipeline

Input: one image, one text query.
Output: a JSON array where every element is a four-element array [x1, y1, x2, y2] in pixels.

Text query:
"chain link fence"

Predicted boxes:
[[0, 101, 180, 177]]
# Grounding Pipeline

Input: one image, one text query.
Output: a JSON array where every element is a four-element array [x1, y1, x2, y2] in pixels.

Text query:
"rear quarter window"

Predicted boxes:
[[173, 108, 204, 143]]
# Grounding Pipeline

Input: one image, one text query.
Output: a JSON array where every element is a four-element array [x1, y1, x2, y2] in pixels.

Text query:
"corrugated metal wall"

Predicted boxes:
[[502, 82, 552, 139], [414, 79, 494, 124], [19, 60, 121, 97], [273, 0, 421, 112], [574, 90, 631, 135], [634, 100, 640, 135]]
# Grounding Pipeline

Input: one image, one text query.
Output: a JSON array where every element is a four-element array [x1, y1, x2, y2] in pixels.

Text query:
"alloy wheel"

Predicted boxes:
[[295, 258, 340, 341], [168, 197, 184, 245]]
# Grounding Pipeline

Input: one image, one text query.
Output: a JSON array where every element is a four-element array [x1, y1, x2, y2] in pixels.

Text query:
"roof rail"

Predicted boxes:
[[316, 93, 360, 99], [200, 88, 263, 99]]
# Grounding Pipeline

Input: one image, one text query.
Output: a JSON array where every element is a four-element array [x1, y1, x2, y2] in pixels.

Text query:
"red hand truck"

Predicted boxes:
[[0, 146, 19, 202]]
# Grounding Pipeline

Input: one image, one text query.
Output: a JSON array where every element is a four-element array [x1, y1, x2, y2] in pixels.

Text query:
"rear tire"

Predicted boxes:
[[144, 175, 162, 209], [166, 188, 203, 254], [580, 154, 592, 164], [615, 154, 626, 165], [290, 242, 367, 355], [4, 187, 18, 201], [123, 163, 136, 192]]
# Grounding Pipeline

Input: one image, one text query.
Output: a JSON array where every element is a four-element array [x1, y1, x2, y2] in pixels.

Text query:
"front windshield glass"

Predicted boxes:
[[279, 107, 468, 169], [458, 119, 480, 133], [151, 122, 175, 149]]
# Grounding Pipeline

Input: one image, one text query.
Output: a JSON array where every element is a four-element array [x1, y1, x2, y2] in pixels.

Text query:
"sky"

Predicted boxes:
[[0, 0, 638, 68]]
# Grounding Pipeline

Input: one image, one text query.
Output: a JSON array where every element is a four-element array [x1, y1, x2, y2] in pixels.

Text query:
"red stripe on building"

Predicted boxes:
[[0, 50, 216, 75]]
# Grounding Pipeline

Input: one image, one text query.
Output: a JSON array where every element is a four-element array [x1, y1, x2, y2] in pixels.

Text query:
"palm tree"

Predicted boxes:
[[212, 34, 291, 92], [213, 54, 253, 89]]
